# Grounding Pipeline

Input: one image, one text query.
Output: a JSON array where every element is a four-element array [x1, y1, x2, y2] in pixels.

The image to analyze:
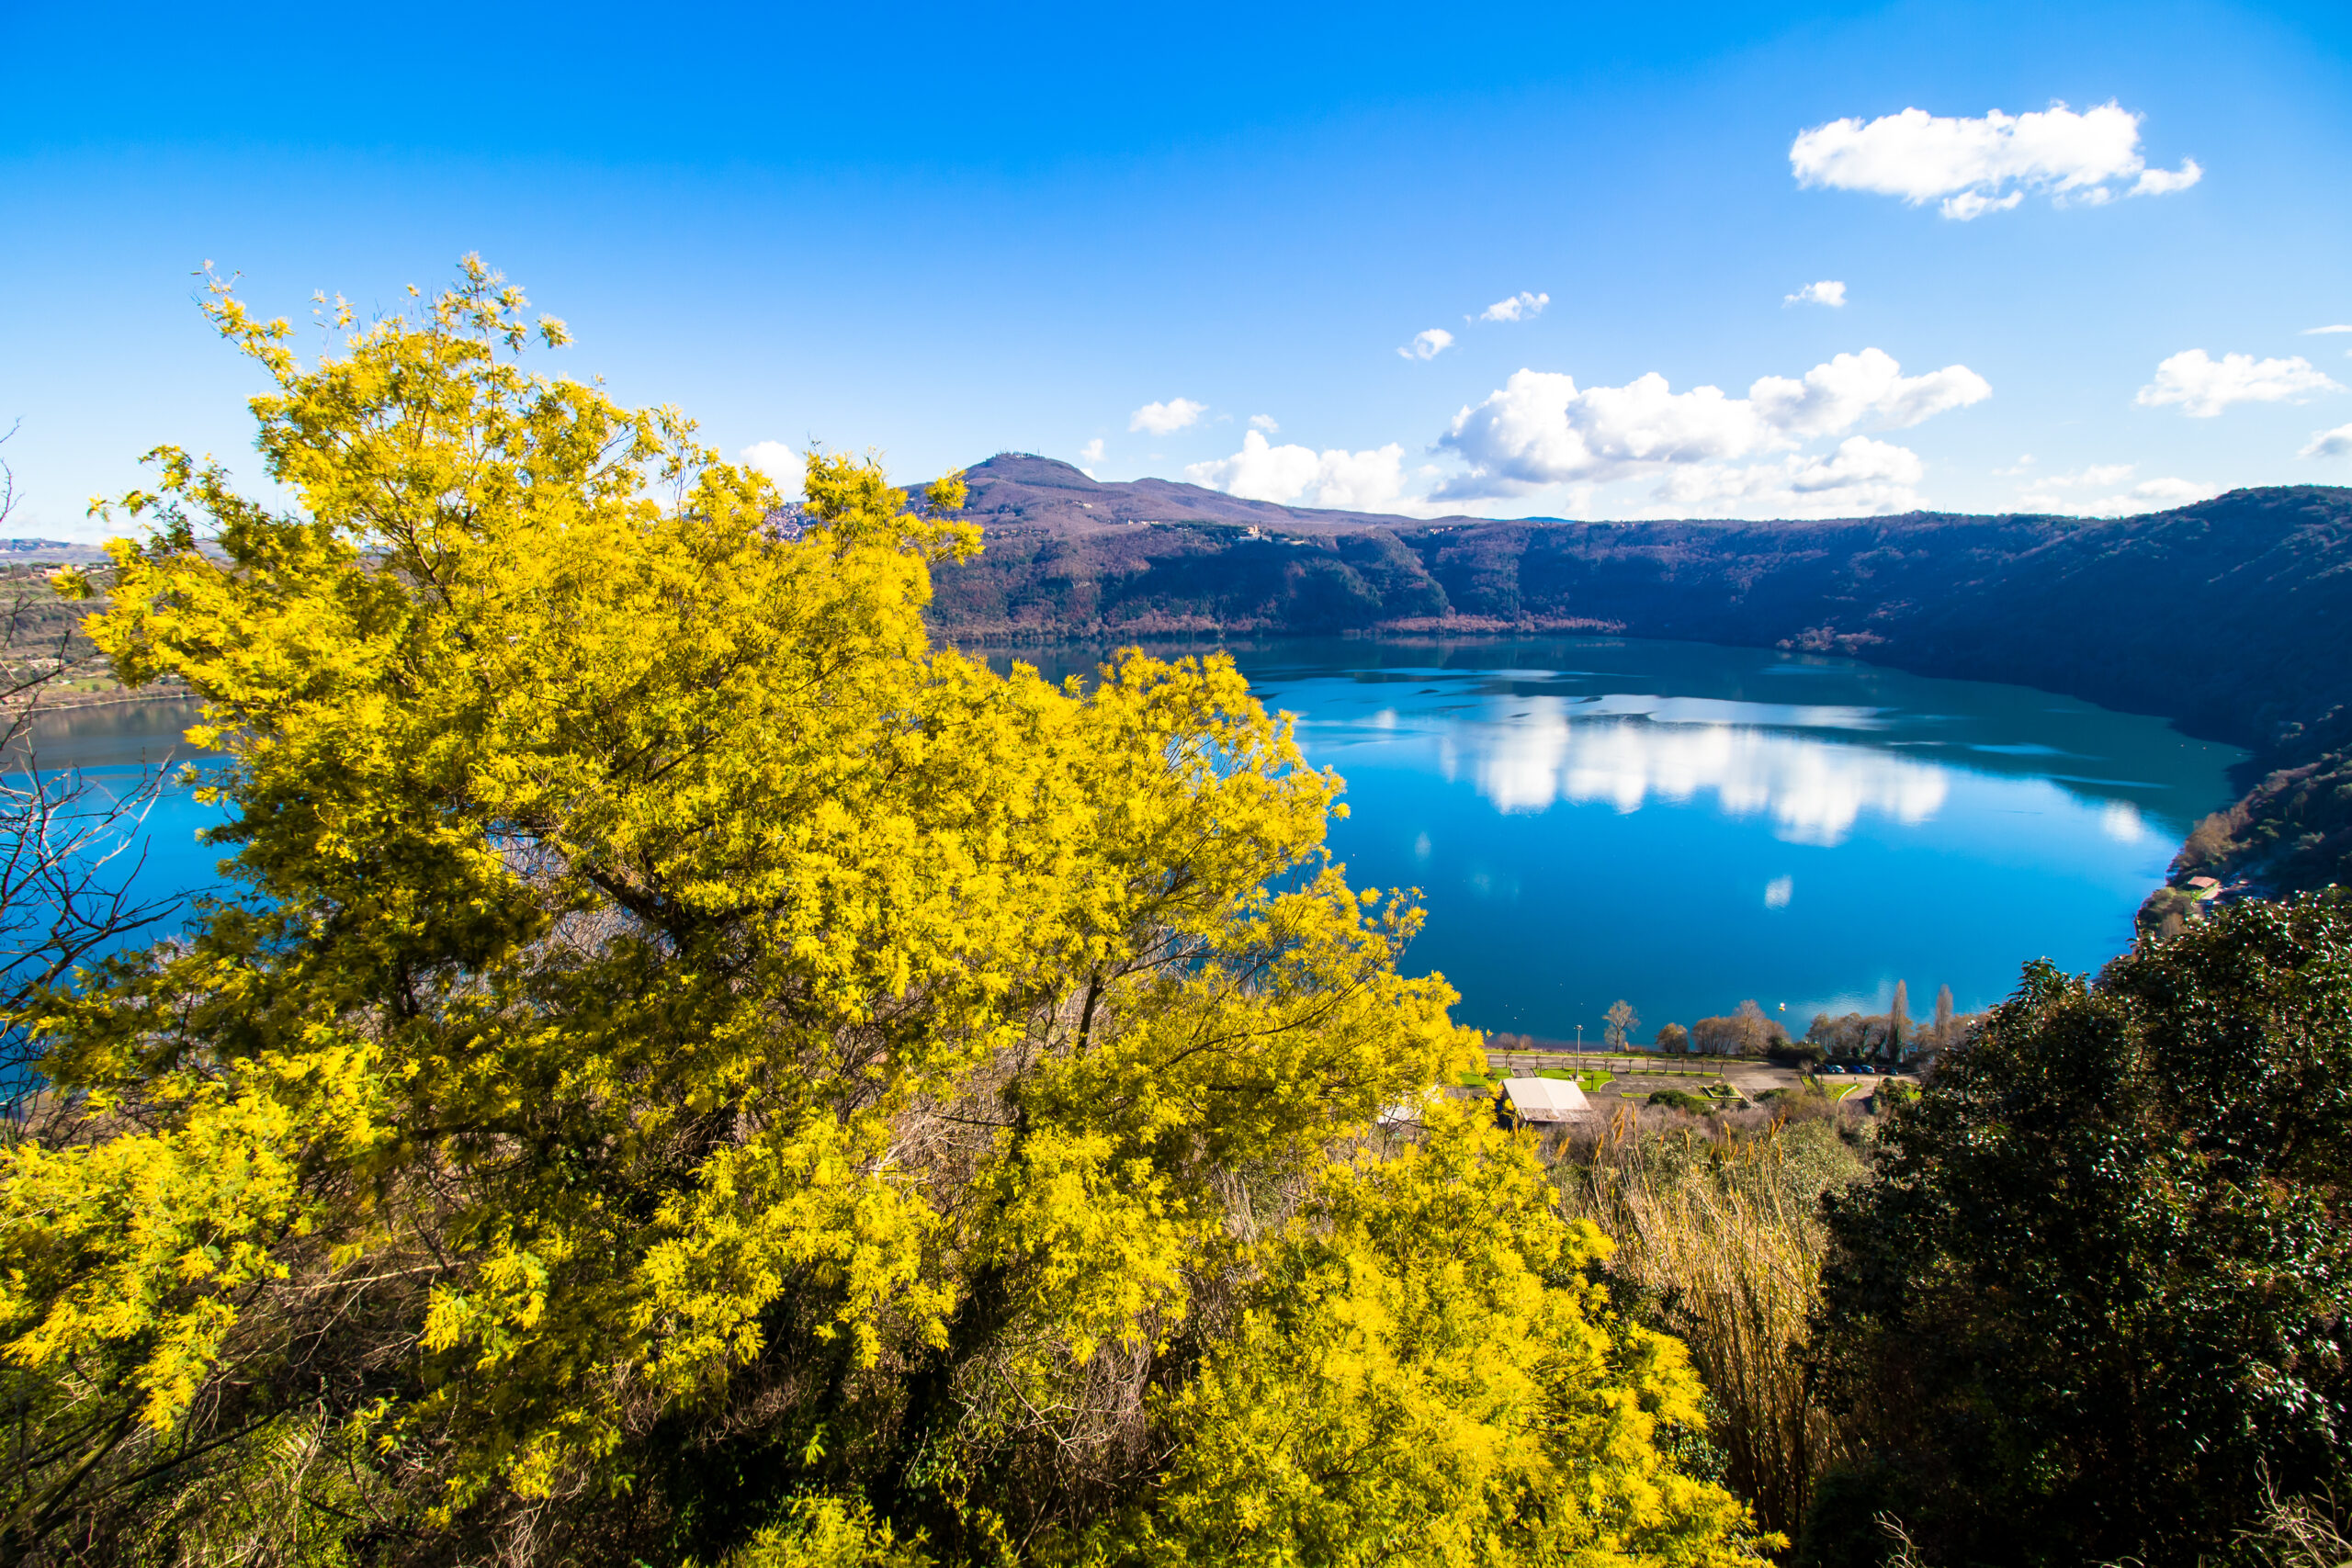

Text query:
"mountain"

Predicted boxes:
[[933, 457, 2352, 915], [933, 457, 2352, 753], [950, 452, 1510, 536], [0, 538, 113, 564]]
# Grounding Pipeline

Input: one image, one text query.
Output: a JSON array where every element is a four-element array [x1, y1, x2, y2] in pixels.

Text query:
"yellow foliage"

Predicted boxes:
[[0, 258, 1755, 1565], [1128, 1105, 1757, 1568], [720, 1495, 932, 1568]]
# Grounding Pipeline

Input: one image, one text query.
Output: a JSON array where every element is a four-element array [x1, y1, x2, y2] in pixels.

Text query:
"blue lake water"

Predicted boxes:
[[24, 637, 2247, 1045], [9, 699, 233, 973], [1000, 637, 2246, 1043]]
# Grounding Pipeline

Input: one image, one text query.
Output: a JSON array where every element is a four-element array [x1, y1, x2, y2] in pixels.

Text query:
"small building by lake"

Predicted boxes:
[[1498, 1077, 1593, 1128]]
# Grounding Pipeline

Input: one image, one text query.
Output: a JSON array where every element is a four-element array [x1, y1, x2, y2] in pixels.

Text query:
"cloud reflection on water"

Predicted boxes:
[[2099, 800, 2146, 841], [1419, 698, 1951, 845]]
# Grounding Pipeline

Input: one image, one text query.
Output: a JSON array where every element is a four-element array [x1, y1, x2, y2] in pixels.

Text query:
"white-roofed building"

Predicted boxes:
[[1377, 1091, 1437, 1129], [1498, 1076, 1592, 1126]]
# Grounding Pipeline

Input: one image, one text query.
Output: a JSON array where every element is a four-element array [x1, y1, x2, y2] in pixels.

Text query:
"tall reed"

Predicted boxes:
[[1551, 1102, 1866, 1543]]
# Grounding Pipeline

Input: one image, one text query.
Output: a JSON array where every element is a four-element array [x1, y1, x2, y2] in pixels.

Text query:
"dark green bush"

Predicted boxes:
[[1802, 894, 2352, 1568]]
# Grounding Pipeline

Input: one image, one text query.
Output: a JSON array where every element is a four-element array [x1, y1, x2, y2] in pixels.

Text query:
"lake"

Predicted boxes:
[[23, 637, 2246, 1044], [10, 699, 232, 965], [999, 637, 2245, 1043]]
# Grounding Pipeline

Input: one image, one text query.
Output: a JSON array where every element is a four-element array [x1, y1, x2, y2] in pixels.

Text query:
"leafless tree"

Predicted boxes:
[[0, 424, 183, 1117]]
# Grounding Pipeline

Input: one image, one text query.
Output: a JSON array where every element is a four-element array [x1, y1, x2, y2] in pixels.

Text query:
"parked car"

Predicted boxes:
[[1820, 1064, 1847, 1075]]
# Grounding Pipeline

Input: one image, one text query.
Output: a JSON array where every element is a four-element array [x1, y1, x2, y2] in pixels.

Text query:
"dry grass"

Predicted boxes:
[[1551, 1100, 1869, 1542], [2238, 1480, 2352, 1568]]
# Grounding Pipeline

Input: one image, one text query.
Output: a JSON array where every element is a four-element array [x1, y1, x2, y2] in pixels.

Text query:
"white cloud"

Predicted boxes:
[[1078, 437, 1104, 464], [1129, 398, 1206, 435], [1185, 430, 1408, 512], [2019, 464, 2218, 515], [2129, 162, 2202, 197], [2026, 462, 2135, 490], [2134, 349, 2342, 417], [739, 440, 798, 483], [1784, 280, 1847, 308], [1942, 190, 2024, 220], [1249, 413, 1280, 433], [2304, 324, 2352, 335], [1790, 102, 2201, 220], [2302, 423, 2352, 459], [1437, 347, 1989, 497], [1750, 350, 1991, 435], [1648, 437, 1928, 519], [1399, 328, 1455, 361], [2124, 478, 2222, 508], [1478, 291, 1550, 323]]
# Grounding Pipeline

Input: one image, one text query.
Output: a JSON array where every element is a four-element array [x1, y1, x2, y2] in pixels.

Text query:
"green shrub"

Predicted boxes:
[[1804, 894, 2352, 1568]]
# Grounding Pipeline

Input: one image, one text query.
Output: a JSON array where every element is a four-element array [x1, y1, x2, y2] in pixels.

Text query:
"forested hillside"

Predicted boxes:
[[932, 457, 2352, 916], [931, 457, 2352, 752]]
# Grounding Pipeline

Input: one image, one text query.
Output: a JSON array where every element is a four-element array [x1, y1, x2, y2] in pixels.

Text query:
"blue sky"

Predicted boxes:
[[3, 0, 2348, 535]]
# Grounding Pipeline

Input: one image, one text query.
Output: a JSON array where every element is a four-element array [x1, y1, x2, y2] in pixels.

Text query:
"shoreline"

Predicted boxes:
[[4, 684, 196, 716]]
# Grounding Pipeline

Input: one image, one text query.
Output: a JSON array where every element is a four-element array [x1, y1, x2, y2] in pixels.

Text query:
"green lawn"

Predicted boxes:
[[1524, 1067, 1620, 1093], [1465, 1066, 1619, 1097]]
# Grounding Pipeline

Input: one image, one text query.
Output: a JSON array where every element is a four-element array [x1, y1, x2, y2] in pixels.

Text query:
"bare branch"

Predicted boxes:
[[0, 428, 192, 1113]]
